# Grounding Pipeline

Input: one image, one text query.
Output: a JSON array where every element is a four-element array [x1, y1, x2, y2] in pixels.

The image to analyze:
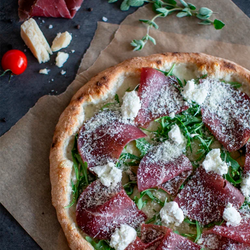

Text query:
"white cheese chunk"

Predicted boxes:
[[160, 201, 184, 227], [51, 31, 72, 52], [110, 224, 137, 250], [181, 79, 208, 105], [223, 203, 242, 227], [91, 162, 122, 187], [169, 112, 175, 118], [21, 18, 52, 63], [61, 70, 66, 75], [121, 91, 141, 120], [202, 148, 228, 175], [168, 124, 185, 145], [55, 52, 69, 68], [39, 68, 50, 75], [241, 174, 250, 202]]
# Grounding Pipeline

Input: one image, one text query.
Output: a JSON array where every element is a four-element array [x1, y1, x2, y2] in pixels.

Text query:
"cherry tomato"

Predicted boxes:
[[1, 49, 27, 75]]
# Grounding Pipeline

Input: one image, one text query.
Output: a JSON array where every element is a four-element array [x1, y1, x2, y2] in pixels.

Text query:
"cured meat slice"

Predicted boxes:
[[175, 167, 244, 225], [141, 224, 169, 250], [199, 233, 250, 250], [126, 237, 147, 250], [200, 79, 250, 152], [137, 141, 193, 192], [18, 0, 83, 20], [160, 170, 192, 196], [135, 68, 188, 127], [76, 180, 147, 240], [156, 230, 201, 250], [204, 214, 250, 245], [77, 110, 146, 168], [244, 141, 250, 175]]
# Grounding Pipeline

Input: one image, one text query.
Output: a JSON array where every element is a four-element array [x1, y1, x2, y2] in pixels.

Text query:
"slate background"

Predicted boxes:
[[0, 0, 249, 249]]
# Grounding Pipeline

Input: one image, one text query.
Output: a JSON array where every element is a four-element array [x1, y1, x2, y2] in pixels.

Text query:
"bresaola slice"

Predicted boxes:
[[175, 167, 245, 225], [135, 68, 188, 127], [200, 79, 250, 152], [244, 141, 250, 175], [18, 0, 83, 20], [157, 230, 201, 250], [137, 141, 192, 192], [76, 180, 147, 240], [77, 110, 146, 168]]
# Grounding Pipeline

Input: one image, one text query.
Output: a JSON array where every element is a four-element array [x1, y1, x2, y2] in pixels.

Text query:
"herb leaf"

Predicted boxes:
[[136, 138, 153, 157], [85, 236, 114, 250], [213, 19, 225, 30]]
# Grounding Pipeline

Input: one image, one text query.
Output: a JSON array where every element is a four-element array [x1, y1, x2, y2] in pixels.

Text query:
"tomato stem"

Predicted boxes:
[[0, 69, 13, 82]]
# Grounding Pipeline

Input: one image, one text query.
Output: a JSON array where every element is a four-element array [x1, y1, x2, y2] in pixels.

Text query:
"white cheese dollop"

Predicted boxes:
[[55, 52, 69, 68], [121, 91, 141, 120], [110, 224, 137, 250], [160, 201, 184, 227], [91, 162, 122, 187], [202, 148, 228, 175], [181, 79, 208, 105], [168, 124, 185, 145], [223, 203, 242, 227], [241, 174, 250, 202]]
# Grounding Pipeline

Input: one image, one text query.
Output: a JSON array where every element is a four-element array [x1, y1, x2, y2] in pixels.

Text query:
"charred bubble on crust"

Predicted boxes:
[[223, 61, 236, 71], [77, 95, 84, 101], [156, 60, 162, 65], [96, 81, 102, 87], [52, 137, 58, 148]]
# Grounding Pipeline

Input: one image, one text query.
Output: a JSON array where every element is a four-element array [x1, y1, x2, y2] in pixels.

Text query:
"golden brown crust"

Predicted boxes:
[[49, 53, 250, 250]]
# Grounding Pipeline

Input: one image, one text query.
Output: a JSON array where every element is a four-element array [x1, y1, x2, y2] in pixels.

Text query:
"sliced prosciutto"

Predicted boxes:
[[200, 79, 250, 152], [135, 68, 188, 127], [175, 167, 244, 225], [76, 180, 147, 240], [157, 230, 201, 250], [126, 237, 147, 250], [77, 110, 146, 168], [18, 0, 83, 20], [137, 141, 193, 192], [244, 141, 250, 175]]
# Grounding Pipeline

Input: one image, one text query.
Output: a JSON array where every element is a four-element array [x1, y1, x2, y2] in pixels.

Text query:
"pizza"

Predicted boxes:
[[49, 52, 250, 250]]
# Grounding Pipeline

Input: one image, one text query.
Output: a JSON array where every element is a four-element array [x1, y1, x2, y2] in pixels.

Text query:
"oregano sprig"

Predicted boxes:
[[108, 0, 225, 51]]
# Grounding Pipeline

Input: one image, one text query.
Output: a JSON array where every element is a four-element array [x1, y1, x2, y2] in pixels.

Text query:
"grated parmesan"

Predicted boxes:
[[241, 174, 250, 202]]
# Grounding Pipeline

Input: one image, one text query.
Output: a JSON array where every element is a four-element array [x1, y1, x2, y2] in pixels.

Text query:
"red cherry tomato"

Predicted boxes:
[[1, 49, 27, 75]]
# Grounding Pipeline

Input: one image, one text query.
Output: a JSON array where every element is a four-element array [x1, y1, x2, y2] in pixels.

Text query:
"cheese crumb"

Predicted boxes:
[[55, 52, 69, 68], [51, 31, 72, 52], [61, 70, 66, 75], [102, 16, 108, 22], [71, 50, 75, 53], [168, 124, 185, 145], [241, 174, 250, 202], [181, 79, 208, 105], [121, 91, 141, 120], [48, 24, 53, 29], [202, 149, 228, 175], [39, 68, 50, 75], [160, 201, 184, 227], [223, 203, 242, 226], [91, 162, 122, 187], [110, 224, 137, 250], [169, 112, 175, 118], [21, 18, 52, 63]]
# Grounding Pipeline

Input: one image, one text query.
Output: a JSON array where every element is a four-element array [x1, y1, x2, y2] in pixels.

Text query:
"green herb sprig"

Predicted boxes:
[[108, 0, 225, 51], [100, 94, 120, 111], [116, 152, 141, 168], [136, 138, 153, 157], [182, 218, 202, 242], [86, 236, 114, 250]]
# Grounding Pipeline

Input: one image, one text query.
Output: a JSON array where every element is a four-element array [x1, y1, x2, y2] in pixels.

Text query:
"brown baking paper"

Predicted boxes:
[[1, 0, 250, 249]]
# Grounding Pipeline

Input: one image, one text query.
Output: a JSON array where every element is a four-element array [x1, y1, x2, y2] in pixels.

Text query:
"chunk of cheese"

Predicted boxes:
[[39, 68, 50, 75], [55, 52, 69, 68], [51, 31, 72, 52], [223, 203, 242, 227], [21, 18, 52, 64]]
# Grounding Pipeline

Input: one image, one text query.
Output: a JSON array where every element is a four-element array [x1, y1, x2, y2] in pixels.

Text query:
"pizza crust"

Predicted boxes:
[[49, 52, 250, 250]]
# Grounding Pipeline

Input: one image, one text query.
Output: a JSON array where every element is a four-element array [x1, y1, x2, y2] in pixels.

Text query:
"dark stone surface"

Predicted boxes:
[[0, 0, 249, 249]]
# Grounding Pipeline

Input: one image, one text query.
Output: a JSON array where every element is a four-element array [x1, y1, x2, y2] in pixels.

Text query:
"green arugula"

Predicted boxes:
[[146, 211, 162, 225], [134, 188, 165, 209], [221, 151, 243, 187], [86, 236, 114, 250], [66, 136, 95, 208], [124, 181, 137, 196], [183, 218, 202, 242], [136, 138, 153, 157], [100, 94, 120, 111], [116, 152, 141, 168], [108, 0, 224, 51]]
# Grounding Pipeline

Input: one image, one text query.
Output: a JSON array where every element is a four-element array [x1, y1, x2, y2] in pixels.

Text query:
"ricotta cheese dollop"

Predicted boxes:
[[121, 91, 141, 120], [181, 79, 208, 105], [241, 174, 250, 202], [168, 124, 185, 145], [160, 201, 184, 227], [110, 224, 137, 250], [202, 148, 228, 175], [91, 162, 122, 187], [223, 203, 242, 227]]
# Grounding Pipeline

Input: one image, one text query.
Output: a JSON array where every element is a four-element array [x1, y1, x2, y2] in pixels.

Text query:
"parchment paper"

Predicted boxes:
[[1, 0, 250, 249]]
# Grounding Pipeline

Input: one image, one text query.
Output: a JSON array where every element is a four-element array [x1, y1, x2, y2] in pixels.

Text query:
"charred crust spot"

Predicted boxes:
[[52, 138, 58, 148], [156, 60, 162, 65], [223, 61, 236, 71], [96, 81, 102, 87], [101, 76, 107, 81], [77, 95, 84, 101]]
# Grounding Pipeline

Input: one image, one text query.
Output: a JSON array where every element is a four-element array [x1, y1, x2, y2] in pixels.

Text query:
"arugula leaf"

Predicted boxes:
[[136, 138, 153, 157], [85, 236, 114, 250], [116, 152, 141, 168], [123, 181, 137, 196], [100, 94, 120, 111], [195, 221, 202, 242], [146, 212, 162, 225], [183, 217, 202, 242]]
